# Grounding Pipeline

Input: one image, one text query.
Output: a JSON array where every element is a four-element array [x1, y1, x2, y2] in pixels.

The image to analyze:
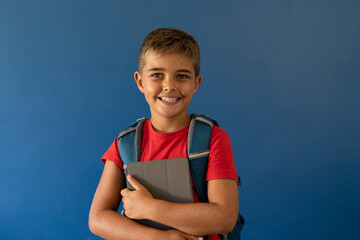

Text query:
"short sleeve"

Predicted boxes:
[[206, 126, 238, 183], [101, 137, 124, 171]]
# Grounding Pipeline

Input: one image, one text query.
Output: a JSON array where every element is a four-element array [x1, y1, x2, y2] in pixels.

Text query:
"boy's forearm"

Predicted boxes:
[[122, 175, 239, 236], [146, 200, 236, 236], [89, 209, 161, 240]]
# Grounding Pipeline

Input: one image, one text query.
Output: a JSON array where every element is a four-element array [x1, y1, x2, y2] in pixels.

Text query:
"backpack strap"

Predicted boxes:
[[187, 114, 217, 203], [118, 117, 147, 165], [188, 114, 245, 240]]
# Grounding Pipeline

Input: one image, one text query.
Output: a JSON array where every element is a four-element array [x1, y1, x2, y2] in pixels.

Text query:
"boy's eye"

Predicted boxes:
[[151, 73, 163, 78], [177, 74, 189, 79]]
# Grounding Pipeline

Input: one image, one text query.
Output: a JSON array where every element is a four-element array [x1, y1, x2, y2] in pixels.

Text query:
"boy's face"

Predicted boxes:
[[134, 51, 202, 122]]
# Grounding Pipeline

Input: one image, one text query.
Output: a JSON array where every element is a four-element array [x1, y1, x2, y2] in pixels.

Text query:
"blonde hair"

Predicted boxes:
[[138, 28, 200, 77]]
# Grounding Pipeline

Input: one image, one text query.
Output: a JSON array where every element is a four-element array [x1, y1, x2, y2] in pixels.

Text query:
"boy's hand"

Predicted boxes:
[[120, 175, 155, 220]]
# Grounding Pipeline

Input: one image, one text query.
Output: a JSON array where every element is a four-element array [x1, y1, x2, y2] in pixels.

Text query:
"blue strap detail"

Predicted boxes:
[[187, 114, 214, 203], [118, 118, 146, 165], [189, 119, 212, 154], [189, 156, 209, 202], [118, 129, 137, 165]]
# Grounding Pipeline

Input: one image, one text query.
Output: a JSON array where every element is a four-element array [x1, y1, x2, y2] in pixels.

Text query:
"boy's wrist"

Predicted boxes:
[[145, 228, 172, 240], [145, 228, 160, 240], [144, 197, 162, 221], [150, 229, 181, 240]]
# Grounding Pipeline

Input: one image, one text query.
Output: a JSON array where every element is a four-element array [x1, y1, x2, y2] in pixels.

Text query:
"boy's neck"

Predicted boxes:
[[150, 113, 191, 133]]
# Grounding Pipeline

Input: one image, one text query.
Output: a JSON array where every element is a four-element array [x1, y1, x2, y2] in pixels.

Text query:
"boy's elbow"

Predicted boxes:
[[88, 209, 101, 235], [88, 212, 96, 234], [220, 210, 238, 233], [223, 218, 237, 233]]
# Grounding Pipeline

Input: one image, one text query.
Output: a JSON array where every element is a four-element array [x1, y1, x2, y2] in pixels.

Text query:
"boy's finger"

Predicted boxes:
[[120, 188, 129, 197], [127, 175, 144, 190]]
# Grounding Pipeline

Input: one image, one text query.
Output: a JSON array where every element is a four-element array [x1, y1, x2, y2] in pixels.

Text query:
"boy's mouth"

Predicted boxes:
[[158, 97, 181, 103]]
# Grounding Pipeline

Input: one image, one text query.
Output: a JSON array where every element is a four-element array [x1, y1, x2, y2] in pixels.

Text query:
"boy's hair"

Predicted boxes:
[[138, 28, 200, 77]]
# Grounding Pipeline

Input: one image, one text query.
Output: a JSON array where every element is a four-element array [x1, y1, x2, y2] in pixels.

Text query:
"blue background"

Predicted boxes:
[[1, 0, 359, 239]]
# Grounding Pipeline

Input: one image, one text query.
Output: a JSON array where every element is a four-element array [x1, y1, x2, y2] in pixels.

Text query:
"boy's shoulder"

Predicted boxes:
[[212, 124, 230, 138]]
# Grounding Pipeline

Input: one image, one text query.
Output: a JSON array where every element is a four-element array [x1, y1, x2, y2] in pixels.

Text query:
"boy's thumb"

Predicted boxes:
[[127, 175, 142, 190]]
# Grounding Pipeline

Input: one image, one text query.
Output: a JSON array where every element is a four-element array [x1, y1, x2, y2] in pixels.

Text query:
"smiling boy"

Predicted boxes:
[[135, 52, 200, 132], [89, 28, 239, 240]]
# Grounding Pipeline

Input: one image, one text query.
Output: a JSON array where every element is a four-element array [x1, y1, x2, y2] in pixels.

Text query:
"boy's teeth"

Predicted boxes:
[[161, 97, 178, 103]]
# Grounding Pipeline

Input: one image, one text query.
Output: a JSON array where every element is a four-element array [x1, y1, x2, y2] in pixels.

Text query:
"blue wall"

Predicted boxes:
[[1, 1, 359, 239]]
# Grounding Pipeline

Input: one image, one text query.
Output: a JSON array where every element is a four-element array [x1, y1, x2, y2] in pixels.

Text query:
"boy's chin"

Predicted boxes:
[[151, 109, 189, 120]]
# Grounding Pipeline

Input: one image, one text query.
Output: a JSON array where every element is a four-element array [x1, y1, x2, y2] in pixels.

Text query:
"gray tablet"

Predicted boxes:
[[124, 157, 194, 230]]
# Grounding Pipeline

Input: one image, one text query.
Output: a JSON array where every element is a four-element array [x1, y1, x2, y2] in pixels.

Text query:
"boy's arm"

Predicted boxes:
[[122, 175, 239, 236], [88, 160, 201, 240]]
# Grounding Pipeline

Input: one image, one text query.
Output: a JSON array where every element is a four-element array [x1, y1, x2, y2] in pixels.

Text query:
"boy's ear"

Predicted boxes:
[[193, 74, 202, 93], [134, 71, 145, 93]]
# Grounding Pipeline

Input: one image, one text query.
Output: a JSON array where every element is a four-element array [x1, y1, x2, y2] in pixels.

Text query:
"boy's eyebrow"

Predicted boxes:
[[176, 69, 192, 73], [147, 68, 192, 73], [148, 68, 165, 71]]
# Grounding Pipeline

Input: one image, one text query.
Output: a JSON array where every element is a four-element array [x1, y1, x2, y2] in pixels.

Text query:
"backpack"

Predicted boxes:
[[117, 114, 244, 240]]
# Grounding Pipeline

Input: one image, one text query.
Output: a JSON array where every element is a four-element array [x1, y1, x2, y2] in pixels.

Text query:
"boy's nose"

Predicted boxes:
[[163, 77, 176, 92]]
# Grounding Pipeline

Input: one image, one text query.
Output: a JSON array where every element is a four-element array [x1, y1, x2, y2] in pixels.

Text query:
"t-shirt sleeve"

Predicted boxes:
[[206, 126, 238, 183], [101, 137, 124, 171]]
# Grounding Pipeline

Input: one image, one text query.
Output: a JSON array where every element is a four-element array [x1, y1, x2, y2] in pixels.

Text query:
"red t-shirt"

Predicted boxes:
[[101, 119, 238, 240]]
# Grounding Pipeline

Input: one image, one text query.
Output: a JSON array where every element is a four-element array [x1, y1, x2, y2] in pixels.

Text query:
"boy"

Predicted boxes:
[[89, 28, 239, 240]]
